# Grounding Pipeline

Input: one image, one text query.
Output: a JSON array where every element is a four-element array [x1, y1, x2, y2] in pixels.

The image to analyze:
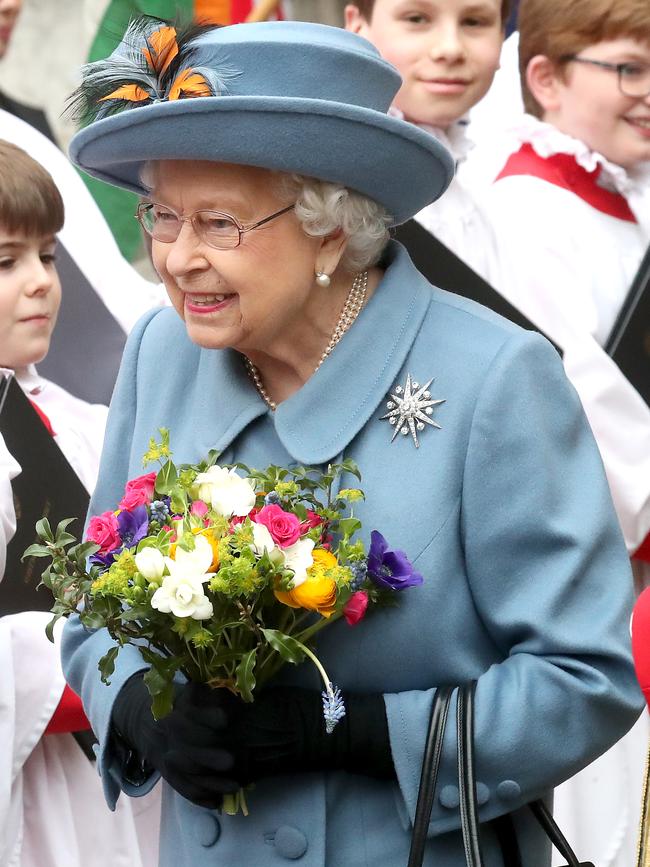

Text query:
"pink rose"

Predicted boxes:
[[300, 510, 324, 533], [119, 472, 157, 511], [252, 504, 301, 548], [86, 510, 121, 554], [344, 591, 369, 626]]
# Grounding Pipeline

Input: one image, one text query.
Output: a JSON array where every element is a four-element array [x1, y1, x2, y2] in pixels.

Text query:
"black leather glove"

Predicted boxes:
[[112, 675, 394, 808], [231, 685, 395, 784], [111, 673, 241, 809]]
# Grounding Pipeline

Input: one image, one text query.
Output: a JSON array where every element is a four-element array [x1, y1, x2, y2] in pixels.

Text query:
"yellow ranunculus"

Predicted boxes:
[[275, 548, 338, 617], [311, 549, 337, 570]]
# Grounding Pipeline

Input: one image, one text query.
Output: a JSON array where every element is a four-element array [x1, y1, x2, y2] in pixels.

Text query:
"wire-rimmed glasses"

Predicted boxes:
[[136, 202, 295, 249], [563, 55, 650, 98]]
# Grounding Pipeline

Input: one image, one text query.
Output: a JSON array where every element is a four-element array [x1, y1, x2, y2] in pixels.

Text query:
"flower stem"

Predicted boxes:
[[291, 638, 333, 695], [294, 610, 342, 644]]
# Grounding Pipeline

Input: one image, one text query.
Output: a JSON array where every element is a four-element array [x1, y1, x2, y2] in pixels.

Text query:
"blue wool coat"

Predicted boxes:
[[62, 243, 642, 867]]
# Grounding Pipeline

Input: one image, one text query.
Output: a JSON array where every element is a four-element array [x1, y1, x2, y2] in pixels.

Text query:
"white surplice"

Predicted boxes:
[[481, 116, 650, 557]]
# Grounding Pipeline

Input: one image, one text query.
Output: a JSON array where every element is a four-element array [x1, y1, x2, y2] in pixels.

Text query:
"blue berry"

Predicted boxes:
[[265, 491, 281, 506]]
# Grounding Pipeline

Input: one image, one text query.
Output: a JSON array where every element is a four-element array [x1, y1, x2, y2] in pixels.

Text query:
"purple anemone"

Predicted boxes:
[[367, 530, 423, 591], [117, 505, 149, 549]]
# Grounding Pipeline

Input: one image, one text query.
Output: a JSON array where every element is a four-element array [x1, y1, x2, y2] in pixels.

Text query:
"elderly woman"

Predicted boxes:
[[61, 18, 641, 867]]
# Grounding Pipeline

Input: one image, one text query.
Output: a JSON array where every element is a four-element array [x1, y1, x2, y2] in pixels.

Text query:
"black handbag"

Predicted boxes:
[[407, 682, 595, 867]]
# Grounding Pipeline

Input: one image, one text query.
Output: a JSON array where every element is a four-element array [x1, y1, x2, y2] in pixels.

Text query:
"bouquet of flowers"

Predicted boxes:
[[28, 430, 422, 810]]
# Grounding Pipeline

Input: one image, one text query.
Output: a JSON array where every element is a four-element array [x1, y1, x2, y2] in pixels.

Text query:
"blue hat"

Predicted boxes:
[[68, 19, 454, 226]]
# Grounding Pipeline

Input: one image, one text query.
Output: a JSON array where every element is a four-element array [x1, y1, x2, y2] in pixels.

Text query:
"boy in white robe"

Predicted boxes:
[[482, 0, 650, 567], [478, 2, 650, 864], [0, 140, 160, 867], [344, 0, 510, 285]]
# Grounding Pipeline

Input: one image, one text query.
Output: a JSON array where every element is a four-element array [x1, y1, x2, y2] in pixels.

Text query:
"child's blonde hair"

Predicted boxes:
[[519, 0, 650, 117], [0, 140, 64, 236]]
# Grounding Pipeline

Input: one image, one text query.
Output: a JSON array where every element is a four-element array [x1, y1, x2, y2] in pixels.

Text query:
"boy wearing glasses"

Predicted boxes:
[[482, 4, 650, 863]]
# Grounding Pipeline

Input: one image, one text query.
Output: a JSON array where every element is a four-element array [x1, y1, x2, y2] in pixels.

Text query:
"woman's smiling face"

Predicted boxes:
[[149, 161, 324, 355]]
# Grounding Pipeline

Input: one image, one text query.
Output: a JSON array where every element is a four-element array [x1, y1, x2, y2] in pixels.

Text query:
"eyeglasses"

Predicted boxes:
[[135, 202, 295, 249], [563, 55, 650, 98]]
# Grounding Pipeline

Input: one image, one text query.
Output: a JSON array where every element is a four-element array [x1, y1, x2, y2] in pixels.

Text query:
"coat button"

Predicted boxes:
[[496, 780, 521, 803], [439, 785, 460, 808], [194, 812, 221, 847], [273, 825, 308, 859]]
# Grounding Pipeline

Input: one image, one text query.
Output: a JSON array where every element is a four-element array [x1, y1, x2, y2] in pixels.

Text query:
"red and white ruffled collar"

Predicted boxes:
[[507, 114, 650, 199]]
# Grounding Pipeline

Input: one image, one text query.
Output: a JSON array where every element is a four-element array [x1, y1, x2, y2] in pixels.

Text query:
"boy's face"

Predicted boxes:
[[0, 231, 61, 370], [345, 0, 503, 129], [547, 38, 650, 170]]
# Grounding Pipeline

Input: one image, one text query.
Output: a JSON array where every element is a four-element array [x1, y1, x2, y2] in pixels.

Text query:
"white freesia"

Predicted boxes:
[[194, 465, 256, 517], [134, 547, 165, 582], [151, 534, 215, 620], [282, 538, 315, 587]]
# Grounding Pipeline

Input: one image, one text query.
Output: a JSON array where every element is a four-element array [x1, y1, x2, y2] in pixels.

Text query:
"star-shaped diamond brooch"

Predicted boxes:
[[380, 373, 445, 448]]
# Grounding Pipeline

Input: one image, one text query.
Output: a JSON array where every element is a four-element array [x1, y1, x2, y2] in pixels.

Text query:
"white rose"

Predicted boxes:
[[281, 538, 315, 587], [194, 465, 256, 518], [151, 573, 214, 620], [134, 547, 166, 582]]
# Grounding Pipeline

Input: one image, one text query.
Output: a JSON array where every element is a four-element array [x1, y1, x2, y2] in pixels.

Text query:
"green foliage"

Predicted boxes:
[[261, 629, 307, 664], [155, 460, 178, 496], [236, 649, 257, 703], [142, 428, 172, 467]]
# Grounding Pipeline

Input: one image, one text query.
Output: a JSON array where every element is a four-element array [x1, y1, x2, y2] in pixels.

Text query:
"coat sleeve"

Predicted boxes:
[[384, 329, 643, 836], [61, 309, 164, 810]]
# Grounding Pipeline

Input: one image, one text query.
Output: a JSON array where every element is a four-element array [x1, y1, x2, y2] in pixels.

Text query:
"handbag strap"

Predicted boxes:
[[457, 681, 484, 866], [457, 682, 594, 867], [407, 685, 453, 867]]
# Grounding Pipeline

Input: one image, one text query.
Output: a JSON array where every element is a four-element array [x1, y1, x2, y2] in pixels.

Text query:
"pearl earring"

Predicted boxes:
[[315, 271, 331, 288]]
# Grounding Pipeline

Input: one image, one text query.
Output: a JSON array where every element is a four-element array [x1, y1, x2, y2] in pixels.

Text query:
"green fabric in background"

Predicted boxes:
[[81, 0, 195, 261]]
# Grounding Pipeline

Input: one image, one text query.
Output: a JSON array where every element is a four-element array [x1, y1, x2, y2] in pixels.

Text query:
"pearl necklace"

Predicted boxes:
[[245, 270, 368, 411]]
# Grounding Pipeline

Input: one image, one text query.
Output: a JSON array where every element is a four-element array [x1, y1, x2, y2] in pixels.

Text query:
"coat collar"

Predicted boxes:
[[201, 242, 433, 464]]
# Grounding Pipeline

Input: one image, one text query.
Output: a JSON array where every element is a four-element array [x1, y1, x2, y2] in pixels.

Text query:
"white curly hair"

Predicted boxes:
[[274, 173, 392, 273]]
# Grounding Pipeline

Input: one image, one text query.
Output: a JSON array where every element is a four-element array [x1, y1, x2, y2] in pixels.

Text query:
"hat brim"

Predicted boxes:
[[69, 96, 454, 226]]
